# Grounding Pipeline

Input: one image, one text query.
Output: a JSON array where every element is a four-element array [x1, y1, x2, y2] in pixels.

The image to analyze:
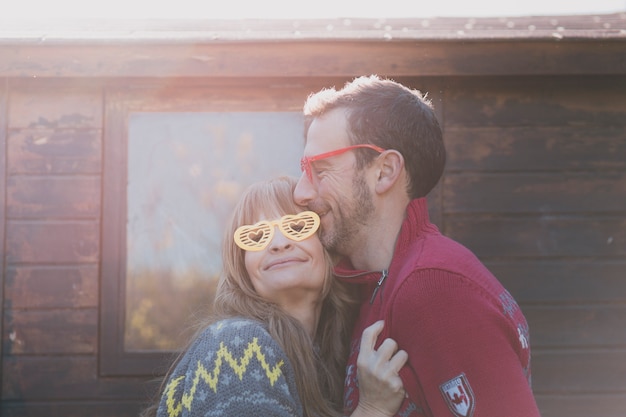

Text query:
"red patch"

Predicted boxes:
[[439, 373, 475, 417]]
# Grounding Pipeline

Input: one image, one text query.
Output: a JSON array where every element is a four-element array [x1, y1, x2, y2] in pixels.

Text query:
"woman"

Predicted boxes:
[[148, 176, 406, 417]]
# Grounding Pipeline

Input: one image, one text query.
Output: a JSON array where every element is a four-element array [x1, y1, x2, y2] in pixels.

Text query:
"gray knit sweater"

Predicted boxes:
[[156, 318, 303, 417]]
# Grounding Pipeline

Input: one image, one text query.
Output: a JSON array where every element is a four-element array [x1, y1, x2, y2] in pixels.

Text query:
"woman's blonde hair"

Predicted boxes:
[[217, 175, 358, 416], [143, 176, 358, 417]]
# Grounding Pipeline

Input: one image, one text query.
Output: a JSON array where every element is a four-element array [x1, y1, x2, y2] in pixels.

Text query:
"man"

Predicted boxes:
[[294, 75, 540, 417]]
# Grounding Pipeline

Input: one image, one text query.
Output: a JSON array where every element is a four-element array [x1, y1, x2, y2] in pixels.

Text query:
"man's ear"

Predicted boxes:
[[374, 150, 404, 194]]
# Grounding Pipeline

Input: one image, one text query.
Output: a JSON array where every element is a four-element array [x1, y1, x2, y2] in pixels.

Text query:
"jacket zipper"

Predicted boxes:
[[369, 269, 388, 304]]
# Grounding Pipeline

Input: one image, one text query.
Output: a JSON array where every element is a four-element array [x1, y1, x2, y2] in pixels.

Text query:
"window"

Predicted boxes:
[[100, 83, 310, 376]]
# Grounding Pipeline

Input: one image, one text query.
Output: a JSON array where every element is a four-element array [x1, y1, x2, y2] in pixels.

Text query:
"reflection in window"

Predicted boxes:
[[125, 112, 303, 351]]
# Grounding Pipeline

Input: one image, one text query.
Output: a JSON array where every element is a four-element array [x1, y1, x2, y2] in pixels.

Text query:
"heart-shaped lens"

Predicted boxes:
[[248, 229, 265, 243], [287, 220, 306, 233], [234, 223, 273, 251], [280, 211, 320, 241]]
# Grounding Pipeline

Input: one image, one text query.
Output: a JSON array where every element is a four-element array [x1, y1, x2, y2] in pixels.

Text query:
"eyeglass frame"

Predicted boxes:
[[300, 144, 386, 182]]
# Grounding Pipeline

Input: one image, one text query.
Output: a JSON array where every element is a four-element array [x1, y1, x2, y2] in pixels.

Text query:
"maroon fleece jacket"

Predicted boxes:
[[336, 198, 540, 417]]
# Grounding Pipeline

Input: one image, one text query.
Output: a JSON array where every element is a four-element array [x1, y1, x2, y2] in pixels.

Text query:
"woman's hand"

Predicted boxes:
[[352, 320, 408, 417]]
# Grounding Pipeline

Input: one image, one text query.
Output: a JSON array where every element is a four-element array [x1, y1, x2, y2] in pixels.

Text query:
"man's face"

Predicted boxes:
[[294, 108, 375, 256]]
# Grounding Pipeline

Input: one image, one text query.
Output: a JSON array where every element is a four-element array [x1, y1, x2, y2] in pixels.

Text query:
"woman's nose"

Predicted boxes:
[[269, 227, 293, 251]]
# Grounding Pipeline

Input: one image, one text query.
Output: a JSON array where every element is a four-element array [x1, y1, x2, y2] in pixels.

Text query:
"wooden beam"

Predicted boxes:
[[0, 39, 624, 78]]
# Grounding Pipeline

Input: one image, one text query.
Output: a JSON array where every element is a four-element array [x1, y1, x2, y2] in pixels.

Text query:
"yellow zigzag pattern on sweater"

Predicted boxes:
[[164, 337, 285, 417]]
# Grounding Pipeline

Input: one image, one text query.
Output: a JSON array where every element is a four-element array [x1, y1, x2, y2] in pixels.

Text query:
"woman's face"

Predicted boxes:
[[241, 211, 327, 315]]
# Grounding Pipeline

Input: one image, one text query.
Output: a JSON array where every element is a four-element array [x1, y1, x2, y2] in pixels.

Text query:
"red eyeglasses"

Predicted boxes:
[[300, 144, 386, 182]]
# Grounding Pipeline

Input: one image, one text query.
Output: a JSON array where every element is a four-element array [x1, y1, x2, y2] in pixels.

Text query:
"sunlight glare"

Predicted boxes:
[[3, 0, 625, 19]]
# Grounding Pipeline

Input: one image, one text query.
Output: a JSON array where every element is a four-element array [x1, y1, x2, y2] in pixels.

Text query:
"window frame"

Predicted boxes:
[[99, 81, 315, 376], [0, 84, 7, 385]]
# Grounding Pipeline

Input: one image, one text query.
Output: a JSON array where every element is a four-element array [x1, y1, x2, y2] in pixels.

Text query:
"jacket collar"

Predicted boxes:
[[333, 198, 433, 283]]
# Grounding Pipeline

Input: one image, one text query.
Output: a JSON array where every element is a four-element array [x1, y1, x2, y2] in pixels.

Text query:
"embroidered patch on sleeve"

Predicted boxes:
[[439, 373, 475, 417]]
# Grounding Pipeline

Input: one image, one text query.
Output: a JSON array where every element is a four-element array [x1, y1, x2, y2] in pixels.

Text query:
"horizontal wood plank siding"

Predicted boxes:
[[523, 306, 626, 347], [0, 82, 139, 414], [0, 40, 625, 78], [5, 266, 98, 309], [443, 76, 626, 128], [445, 172, 626, 213], [445, 126, 626, 172], [0, 31, 624, 416], [488, 260, 626, 304], [7, 176, 101, 218], [535, 394, 626, 417], [446, 215, 626, 258], [3, 309, 97, 355], [2, 356, 160, 400], [7, 129, 102, 174], [8, 86, 103, 129], [5, 221, 100, 263], [442, 75, 626, 416], [532, 350, 626, 392], [1, 401, 147, 417]]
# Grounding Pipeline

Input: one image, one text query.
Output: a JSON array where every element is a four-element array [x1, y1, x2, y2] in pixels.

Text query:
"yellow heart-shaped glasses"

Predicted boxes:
[[234, 211, 321, 252]]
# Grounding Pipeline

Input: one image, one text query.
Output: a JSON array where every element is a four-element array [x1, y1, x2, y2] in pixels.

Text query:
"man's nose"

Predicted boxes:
[[294, 172, 316, 207]]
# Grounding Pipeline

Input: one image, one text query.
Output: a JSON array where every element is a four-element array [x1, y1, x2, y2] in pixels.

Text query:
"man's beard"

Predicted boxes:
[[321, 174, 374, 256]]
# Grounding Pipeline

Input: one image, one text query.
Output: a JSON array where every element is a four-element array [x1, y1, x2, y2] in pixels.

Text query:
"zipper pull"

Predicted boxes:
[[370, 269, 388, 304]]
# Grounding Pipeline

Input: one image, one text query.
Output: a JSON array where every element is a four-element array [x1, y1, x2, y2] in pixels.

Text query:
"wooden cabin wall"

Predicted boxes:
[[0, 79, 155, 416], [0, 73, 625, 417], [440, 75, 626, 416]]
